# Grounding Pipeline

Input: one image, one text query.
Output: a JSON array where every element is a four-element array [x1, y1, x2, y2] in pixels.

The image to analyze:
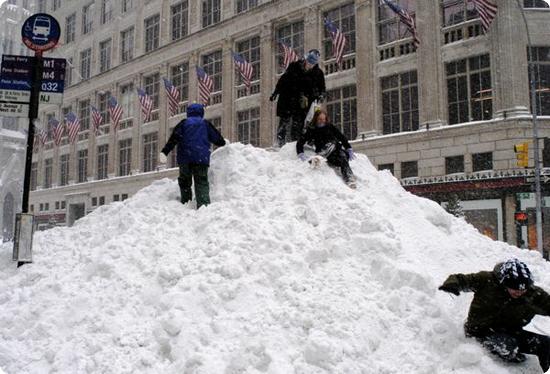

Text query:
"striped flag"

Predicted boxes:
[[108, 96, 123, 132], [51, 118, 64, 146], [65, 112, 81, 144], [196, 66, 213, 106], [473, 0, 498, 33], [232, 51, 254, 92], [278, 40, 299, 70], [163, 77, 181, 117], [137, 88, 153, 122], [382, 0, 420, 48], [91, 105, 103, 134], [324, 18, 347, 68], [36, 124, 48, 145]]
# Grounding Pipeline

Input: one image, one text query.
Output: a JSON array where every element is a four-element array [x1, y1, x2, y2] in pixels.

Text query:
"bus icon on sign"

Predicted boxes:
[[32, 16, 51, 41]]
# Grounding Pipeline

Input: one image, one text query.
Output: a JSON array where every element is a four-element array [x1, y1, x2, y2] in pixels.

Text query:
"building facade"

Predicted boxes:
[[0, 0, 35, 241], [27, 0, 550, 251]]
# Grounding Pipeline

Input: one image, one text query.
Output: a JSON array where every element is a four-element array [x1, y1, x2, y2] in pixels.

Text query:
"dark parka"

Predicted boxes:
[[272, 60, 307, 118], [303, 64, 326, 104], [441, 263, 550, 337], [296, 123, 351, 155]]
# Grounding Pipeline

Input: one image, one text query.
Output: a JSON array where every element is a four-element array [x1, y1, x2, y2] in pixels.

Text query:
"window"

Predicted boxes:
[[113, 194, 120, 201], [39, 203, 44, 211], [99, 196, 105, 206], [143, 73, 160, 110], [446, 54, 492, 125], [121, 193, 128, 200], [143, 133, 158, 172], [445, 155, 464, 174], [78, 99, 91, 131], [378, 163, 394, 175], [101, 0, 113, 24], [92, 197, 97, 206], [78, 149, 88, 183], [44, 158, 52, 188], [97, 92, 111, 123], [82, 3, 94, 34], [30, 205, 34, 212], [170, 62, 189, 104], [236, 36, 261, 85], [120, 27, 134, 63], [61, 201, 66, 209], [524, 0, 550, 7], [236, 0, 257, 13], [202, 0, 221, 28], [80, 48, 91, 80], [59, 154, 70, 186], [381, 71, 419, 134], [528, 47, 550, 115], [323, 3, 356, 59], [237, 108, 260, 147], [52, 0, 61, 11], [37, 0, 46, 12], [144, 14, 160, 53], [171, 1, 189, 41], [378, 0, 416, 45], [31, 162, 38, 191], [441, 0, 479, 27], [66, 58, 73, 86], [97, 144, 109, 180], [99, 39, 112, 73], [120, 84, 134, 118], [45, 203, 49, 211], [472, 152, 493, 172], [326, 85, 357, 140], [65, 14, 76, 44], [122, 0, 133, 13], [202, 50, 223, 93], [401, 161, 418, 178], [119, 138, 132, 176], [55, 201, 60, 210], [276, 21, 304, 73]]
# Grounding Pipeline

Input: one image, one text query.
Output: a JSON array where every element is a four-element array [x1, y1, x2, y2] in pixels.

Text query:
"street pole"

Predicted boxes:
[[516, 0, 544, 255]]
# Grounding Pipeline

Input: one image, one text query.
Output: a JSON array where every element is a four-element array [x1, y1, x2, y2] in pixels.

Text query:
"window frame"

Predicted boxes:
[[326, 85, 357, 140], [323, 3, 356, 60], [237, 108, 260, 147], [99, 39, 112, 73], [144, 14, 161, 53], [142, 132, 158, 172], [97, 144, 109, 180], [202, 0, 221, 28], [381, 70, 419, 134], [171, 1, 189, 41]]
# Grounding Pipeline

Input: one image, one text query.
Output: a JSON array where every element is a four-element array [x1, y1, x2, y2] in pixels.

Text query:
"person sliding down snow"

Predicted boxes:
[[439, 259, 550, 372], [159, 103, 226, 209], [296, 109, 357, 188]]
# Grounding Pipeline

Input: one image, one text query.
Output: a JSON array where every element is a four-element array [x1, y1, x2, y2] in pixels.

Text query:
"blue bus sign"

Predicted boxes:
[[21, 14, 61, 52]]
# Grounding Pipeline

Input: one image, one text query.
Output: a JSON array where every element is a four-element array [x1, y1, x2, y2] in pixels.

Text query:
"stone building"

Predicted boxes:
[[27, 0, 550, 251]]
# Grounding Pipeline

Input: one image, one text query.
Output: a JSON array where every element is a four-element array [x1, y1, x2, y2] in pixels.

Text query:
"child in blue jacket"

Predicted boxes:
[[160, 103, 225, 208]]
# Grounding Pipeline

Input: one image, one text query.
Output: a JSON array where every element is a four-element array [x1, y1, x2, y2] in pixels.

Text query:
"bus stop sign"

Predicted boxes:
[[21, 13, 60, 52]]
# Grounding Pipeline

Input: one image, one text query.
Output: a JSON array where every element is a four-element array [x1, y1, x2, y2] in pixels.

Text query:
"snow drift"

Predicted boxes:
[[1, 143, 549, 374]]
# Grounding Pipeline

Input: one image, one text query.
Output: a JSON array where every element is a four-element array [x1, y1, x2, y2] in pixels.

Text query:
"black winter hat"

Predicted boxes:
[[497, 259, 533, 291]]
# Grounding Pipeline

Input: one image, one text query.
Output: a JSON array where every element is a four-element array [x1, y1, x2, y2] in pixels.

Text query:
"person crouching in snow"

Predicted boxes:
[[159, 103, 225, 208], [296, 109, 357, 188], [439, 259, 550, 372]]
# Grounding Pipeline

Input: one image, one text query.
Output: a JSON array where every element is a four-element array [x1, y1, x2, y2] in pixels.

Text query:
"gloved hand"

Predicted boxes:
[[159, 152, 168, 164], [299, 95, 308, 109], [346, 148, 356, 161], [269, 93, 278, 102], [438, 284, 460, 296], [298, 153, 307, 162]]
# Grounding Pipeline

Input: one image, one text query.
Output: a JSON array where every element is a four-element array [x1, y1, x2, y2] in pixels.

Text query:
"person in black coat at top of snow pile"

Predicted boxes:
[[296, 109, 357, 188], [303, 49, 326, 111], [159, 103, 226, 209], [439, 258, 550, 372]]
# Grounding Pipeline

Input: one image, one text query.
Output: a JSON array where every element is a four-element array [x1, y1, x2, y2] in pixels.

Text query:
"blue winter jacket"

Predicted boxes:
[[161, 103, 226, 165]]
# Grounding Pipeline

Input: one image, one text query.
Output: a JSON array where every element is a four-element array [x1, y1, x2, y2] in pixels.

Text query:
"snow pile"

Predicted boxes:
[[1, 143, 549, 374]]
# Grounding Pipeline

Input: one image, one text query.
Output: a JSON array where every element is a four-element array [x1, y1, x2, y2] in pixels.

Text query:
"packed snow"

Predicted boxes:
[[1, 143, 550, 373]]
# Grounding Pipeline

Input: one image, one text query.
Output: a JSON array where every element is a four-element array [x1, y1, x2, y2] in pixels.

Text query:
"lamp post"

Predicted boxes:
[[515, 0, 544, 255]]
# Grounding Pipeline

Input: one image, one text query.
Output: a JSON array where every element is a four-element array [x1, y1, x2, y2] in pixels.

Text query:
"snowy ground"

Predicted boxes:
[[1, 143, 550, 373]]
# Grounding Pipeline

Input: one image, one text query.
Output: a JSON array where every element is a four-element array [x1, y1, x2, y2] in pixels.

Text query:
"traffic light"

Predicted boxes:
[[514, 142, 529, 168]]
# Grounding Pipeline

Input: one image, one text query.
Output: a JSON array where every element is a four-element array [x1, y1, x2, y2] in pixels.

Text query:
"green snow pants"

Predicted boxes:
[[178, 163, 210, 209]]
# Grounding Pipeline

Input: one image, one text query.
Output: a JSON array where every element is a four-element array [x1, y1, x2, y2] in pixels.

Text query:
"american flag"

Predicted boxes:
[[36, 124, 48, 145], [50, 118, 64, 146], [278, 40, 299, 70], [108, 96, 123, 132], [324, 18, 347, 68], [232, 51, 254, 92], [473, 0, 498, 33], [163, 77, 181, 117], [137, 88, 153, 122], [196, 66, 213, 106], [91, 105, 103, 134], [382, 0, 420, 48], [65, 112, 81, 144]]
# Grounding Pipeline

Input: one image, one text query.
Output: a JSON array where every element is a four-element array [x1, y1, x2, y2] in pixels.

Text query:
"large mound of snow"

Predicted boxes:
[[1, 143, 549, 374]]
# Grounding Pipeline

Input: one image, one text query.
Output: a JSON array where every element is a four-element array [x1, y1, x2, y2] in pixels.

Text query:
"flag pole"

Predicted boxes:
[[515, 0, 544, 255]]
